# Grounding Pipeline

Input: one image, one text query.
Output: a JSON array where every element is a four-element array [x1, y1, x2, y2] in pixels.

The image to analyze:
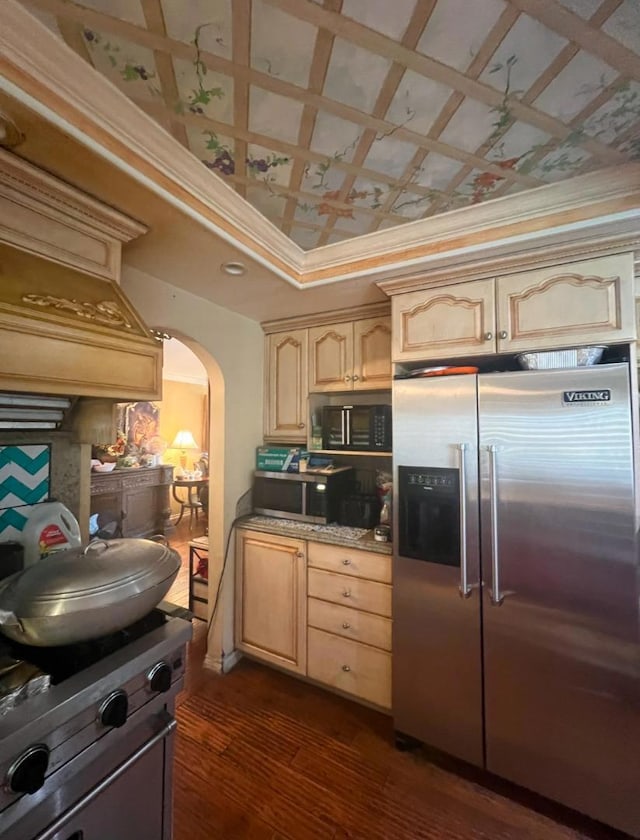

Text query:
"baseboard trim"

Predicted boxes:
[[203, 652, 222, 674], [221, 648, 243, 674]]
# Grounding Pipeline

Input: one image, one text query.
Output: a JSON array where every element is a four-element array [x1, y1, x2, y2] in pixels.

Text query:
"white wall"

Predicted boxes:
[[121, 265, 264, 666]]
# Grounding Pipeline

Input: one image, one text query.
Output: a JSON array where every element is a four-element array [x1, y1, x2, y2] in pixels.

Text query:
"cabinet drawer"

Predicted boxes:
[[308, 568, 391, 617], [307, 627, 391, 709], [308, 542, 391, 583], [308, 597, 391, 651]]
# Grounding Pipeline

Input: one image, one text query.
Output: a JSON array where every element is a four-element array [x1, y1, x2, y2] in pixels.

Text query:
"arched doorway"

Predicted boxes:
[[155, 329, 228, 672]]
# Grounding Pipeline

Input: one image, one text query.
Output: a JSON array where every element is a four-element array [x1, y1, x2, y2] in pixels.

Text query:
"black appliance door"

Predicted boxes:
[[306, 482, 327, 520], [348, 407, 373, 450], [253, 478, 302, 515], [322, 407, 346, 449], [398, 467, 460, 566]]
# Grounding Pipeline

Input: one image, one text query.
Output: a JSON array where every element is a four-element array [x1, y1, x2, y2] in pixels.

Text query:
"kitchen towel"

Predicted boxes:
[[0, 444, 51, 540]]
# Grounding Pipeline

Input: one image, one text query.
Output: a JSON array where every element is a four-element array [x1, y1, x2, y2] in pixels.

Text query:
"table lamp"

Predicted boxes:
[[170, 429, 199, 474]]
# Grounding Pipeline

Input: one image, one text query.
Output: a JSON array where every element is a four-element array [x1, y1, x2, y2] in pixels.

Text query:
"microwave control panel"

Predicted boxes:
[[373, 411, 391, 449]]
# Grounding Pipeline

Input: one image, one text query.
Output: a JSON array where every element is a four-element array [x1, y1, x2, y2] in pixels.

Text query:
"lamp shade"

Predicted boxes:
[[170, 429, 199, 451]]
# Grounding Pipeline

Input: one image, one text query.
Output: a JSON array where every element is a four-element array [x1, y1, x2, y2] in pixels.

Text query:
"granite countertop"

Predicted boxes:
[[238, 515, 392, 555]]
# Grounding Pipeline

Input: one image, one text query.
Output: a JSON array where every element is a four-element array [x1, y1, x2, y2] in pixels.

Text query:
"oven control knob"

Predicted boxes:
[[7, 744, 49, 795], [98, 690, 128, 728], [148, 662, 172, 694]]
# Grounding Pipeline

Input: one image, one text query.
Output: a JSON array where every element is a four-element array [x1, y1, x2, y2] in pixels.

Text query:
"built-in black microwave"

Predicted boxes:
[[321, 404, 391, 451], [253, 467, 353, 524]]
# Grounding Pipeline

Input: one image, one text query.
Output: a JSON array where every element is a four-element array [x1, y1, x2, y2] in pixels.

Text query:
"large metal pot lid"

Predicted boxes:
[[0, 538, 181, 614]]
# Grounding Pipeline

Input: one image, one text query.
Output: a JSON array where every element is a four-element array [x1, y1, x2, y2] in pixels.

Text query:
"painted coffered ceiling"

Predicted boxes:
[[16, 0, 640, 252]]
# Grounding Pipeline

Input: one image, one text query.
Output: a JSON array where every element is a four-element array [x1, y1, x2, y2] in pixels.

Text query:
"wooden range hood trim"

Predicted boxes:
[[0, 147, 147, 283]]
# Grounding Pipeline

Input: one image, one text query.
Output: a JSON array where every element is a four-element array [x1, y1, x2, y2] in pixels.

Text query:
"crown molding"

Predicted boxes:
[[0, 1, 304, 285], [0, 1, 639, 292], [163, 371, 208, 386], [302, 165, 640, 285], [261, 300, 391, 333], [377, 215, 640, 296]]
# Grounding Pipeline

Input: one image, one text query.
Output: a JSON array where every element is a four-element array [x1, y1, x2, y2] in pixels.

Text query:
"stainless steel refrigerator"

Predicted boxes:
[[392, 364, 640, 835]]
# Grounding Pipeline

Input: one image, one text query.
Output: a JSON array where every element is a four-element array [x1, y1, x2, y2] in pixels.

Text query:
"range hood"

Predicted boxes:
[[0, 148, 160, 408], [0, 244, 162, 402]]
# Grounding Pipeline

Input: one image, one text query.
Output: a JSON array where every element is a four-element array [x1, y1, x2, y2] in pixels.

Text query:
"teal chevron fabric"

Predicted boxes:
[[0, 445, 51, 541]]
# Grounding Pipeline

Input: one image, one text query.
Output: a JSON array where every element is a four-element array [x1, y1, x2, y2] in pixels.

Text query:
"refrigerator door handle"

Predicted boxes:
[[341, 408, 346, 446], [487, 444, 504, 606], [457, 443, 472, 598]]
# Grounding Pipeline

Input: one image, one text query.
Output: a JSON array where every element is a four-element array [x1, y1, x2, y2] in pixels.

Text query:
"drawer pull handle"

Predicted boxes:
[[342, 665, 351, 672], [342, 589, 351, 598], [342, 621, 351, 629], [341, 558, 351, 566]]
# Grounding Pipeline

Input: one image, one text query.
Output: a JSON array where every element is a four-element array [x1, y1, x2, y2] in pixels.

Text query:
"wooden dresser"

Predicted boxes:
[[90, 465, 173, 538]]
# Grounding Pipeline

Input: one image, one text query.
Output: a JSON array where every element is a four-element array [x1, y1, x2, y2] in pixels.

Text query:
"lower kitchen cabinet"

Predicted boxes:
[[307, 597, 391, 651], [235, 528, 392, 710], [235, 529, 307, 675], [307, 627, 391, 709]]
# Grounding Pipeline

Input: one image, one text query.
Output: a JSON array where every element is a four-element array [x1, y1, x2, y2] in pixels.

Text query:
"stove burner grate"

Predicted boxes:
[[6, 609, 168, 685]]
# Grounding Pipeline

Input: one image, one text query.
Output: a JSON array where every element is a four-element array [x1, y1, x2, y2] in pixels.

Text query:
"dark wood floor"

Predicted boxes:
[[173, 632, 626, 840]]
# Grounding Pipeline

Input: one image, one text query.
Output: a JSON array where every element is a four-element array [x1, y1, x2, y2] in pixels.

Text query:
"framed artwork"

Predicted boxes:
[[119, 401, 160, 449]]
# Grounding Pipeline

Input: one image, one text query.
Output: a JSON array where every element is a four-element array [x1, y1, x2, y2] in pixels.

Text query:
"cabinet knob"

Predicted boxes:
[[342, 664, 351, 672], [297, 423, 305, 429], [352, 375, 360, 382], [484, 331, 493, 341], [296, 551, 304, 559], [342, 589, 351, 598], [344, 375, 352, 382], [341, 558, 351, 566], [498, 330, 508, 340], [342, 621, 351, 629]]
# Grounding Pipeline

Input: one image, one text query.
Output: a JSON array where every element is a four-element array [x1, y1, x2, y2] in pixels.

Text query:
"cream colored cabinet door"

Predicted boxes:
[[496, 254, 636, 353], [392, 279, 497, 362], [265, 329, 308, 441], [235, 529, 307, 675], [309, 317, 392, 392], [308, 322, 353, 392], [353, 316, 392, 390]]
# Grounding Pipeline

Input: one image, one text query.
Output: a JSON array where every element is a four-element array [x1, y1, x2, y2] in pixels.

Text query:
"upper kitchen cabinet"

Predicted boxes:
[[264, 329, 308, 442], [392, 279, 496, 362], [496, 254, 635, 353], [391, 254, 635, 363], [309, 316, 392, 392]]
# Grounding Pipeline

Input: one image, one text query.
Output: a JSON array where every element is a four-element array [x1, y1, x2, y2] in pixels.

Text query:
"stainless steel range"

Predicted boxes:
[[0, 606, 192, 840]]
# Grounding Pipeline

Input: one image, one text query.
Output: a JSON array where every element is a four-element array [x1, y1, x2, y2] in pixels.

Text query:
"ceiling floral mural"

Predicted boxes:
[[21, 0, 640, 250]]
